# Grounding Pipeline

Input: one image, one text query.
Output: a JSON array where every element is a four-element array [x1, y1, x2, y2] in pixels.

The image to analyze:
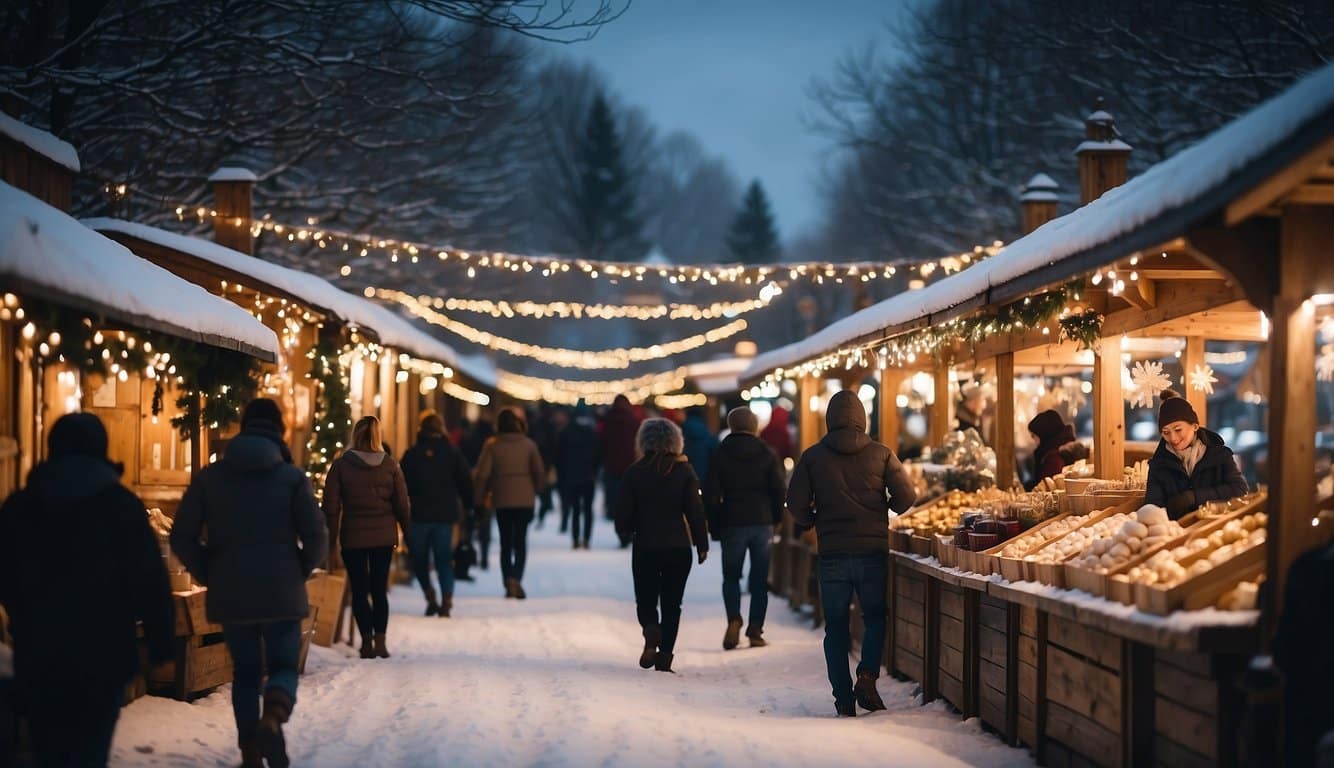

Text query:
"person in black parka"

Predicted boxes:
[[172, 399, 328, 768], [557, 401, 601, 549], [1143, 391, 1248, 520], [400, 410, 474, 617], [702, 406, 785, 651], [787, 390, 917, 717], [0, 413, 174, 768], [614, 418, 709, 673]]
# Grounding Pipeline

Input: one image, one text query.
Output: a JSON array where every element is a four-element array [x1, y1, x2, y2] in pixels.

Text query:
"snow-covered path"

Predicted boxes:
[[112, 503, 1035, 767]]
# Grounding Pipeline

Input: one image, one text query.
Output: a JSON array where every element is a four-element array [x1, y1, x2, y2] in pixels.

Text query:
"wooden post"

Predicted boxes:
[[1075, 100, 1131, 206], [705, 396, 721, 434], [879, 368, 905, 452], [1021, 173, 1060, 234], [1182, 336, 1208, 425], [929, 366, 951, 449], [798, 374, 821, 452], [995, 353, 1016, 490], [1093, 335, 1125, 479], [209, 167, 257, 256], [1266, 205, 1325, 622]]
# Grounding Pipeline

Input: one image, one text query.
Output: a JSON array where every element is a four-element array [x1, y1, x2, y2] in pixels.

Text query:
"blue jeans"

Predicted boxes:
[[721, 524, 772, 631], [407, 522, 455, 597], [818, 552, 888, 706], [223, 619, 302, 740]]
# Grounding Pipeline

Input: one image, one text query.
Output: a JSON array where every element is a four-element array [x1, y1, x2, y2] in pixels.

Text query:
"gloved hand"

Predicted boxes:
[[1166, 490, 1197, 519], [697, 548, 708, 565]]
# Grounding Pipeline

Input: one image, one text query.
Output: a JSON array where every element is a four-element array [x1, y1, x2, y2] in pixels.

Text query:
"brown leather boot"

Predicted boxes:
[[372, 634, 391, 659], [256, 688, 293, 768], [239, 738, 263, 767], [654, 652, 675, 673], [504, 578, 519, 598], [723, 618, 743, 650], [853, 670, 886, 711], [747, 628, 768, 648], [439, 592, 453, 618], [423, 585, 440, 616], [639, 625, 661, 669], [359, 635, 375, 659]]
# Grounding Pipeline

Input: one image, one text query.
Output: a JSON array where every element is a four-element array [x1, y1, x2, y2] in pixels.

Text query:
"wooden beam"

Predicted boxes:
[[994, 353, 1016, 490], [798, 374, 821, 452], [1282, 182, 1334, 205], [1101, 279, 1248, 337], [1093, 335, 1125, 480], [1132, 310, 1268, 342], [1266, 205, 1330, 628], [1117, 277, 1157, 311], [879, 368, 906, 453], [1187, 219, 1280, 314], [1224, 135, 1334, 225], [930, 366, 951, 449], [1182, 337, 1207, 425], [1015, 343, 1095, 368]]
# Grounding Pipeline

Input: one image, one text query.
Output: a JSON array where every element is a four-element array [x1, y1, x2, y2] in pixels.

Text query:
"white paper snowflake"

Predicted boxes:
[[1189, 364, 1219, 395], [1126, 360, 1172, 408], [1319, 344, 1334, 383]]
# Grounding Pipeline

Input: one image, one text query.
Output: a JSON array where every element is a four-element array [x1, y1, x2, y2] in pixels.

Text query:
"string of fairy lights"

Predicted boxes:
[[494, 368, 690, 405], [373, 285, 783, 321]]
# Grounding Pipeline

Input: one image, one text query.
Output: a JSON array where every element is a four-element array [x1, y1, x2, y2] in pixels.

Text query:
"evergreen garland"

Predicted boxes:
[[305, 336, 352, 487]]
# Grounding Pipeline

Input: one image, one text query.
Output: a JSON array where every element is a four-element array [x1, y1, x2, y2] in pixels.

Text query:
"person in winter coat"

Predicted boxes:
[[1025, 409, 1082, 490], [760, 406, 795, 463], [600, 394, 643, 524], [400, 410, 474, 618], [557, 401, 602, 549], [787, 390, 917, 717], [1144, 391, 1248, 519], [702, 407, 785, 650], [529, 404, 560, 527], [172, 399, 328, 768], [681, 407, 719, 482], [1275, 536, 1334, 768], [614, 418, 710, 673], [323, 415, 410, 659], [474, 408, 545, 599], [0, 413, 174, 767]]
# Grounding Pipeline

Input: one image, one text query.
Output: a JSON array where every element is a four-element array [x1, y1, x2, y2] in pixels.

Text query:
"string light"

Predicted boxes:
[[385, 292, 749, 370], [654, 393, 708, 409], [495, 369, 690, 406], [369, 285, 782, 322]]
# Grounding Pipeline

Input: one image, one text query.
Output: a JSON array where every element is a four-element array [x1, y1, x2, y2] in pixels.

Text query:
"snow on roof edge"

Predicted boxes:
[[0, 113, 80, 173], [208, 167, 259, 183]]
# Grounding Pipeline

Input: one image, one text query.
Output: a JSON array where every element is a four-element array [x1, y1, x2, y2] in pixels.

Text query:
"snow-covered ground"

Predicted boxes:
[[112, 498, 1035, 767]]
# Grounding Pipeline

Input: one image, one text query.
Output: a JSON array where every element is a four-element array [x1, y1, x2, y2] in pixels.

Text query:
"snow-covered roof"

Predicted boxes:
[[744, 61, 1334, 382], [684, 357, 751, 395], [207, 167, 259, 183], [0, 113, 80, 173], [1, 183, 277, 360], [1085, 109, 1115, 123], [1021, 173, 1061, 202], [83, 218, 495, 386], [1074, 139, 1133, 154]]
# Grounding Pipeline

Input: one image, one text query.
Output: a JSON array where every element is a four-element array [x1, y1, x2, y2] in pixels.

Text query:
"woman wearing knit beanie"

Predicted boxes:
[[1144, 390, 1249, 519]]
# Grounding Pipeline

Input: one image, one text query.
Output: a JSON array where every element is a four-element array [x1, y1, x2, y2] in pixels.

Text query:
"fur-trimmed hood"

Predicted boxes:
[[637, 417, 684, 456]]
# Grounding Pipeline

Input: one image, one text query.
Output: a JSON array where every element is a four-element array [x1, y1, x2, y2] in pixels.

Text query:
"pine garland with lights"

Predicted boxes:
[[305, 336, 352, 489]]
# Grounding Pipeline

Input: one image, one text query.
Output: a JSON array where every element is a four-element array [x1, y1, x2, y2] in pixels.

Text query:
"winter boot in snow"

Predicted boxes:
[[372, 634, 391, 659], [722, 618, 743, 650], [238, 738, 262, 767], [256, 688, 293, 768], [639, 625, 661, 669], [439, 592, 453, 618], [747, 628, 768, 648], [359, 635, 375, 659], [514, 581, 527, 600], [504, 578, 520, 598], [654, 653, 675, 673], [423, 585, 440, 617], [835, 700, 857, 717], [853, 670, 886, 711]]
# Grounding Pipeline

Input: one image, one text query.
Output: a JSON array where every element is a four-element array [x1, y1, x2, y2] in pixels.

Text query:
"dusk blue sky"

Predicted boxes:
[[548, 0, 911, 242]]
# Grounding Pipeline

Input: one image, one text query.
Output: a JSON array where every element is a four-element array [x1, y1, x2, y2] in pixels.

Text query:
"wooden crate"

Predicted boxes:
[[976, 593, 1011, 740], [935, 535, 960, 569], [307, 570, 348, 647], [147, 631, 233, 701], [1065, 490, 1143, 516], [1016, 605, 1040, 751], [990, 512, 1074, 583], [172, 587, 222, 636], [1152, 650, 1248, 767], [934, 581, 969, 713], [892, 567, 929, 686], [1022, 500, 1139, 587], [1043, 615, 1124, 768], [1133, 539, 1266, 616]]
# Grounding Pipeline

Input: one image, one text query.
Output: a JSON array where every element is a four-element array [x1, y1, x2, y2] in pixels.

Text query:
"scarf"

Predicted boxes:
[[1169, 438, 1206, 476]]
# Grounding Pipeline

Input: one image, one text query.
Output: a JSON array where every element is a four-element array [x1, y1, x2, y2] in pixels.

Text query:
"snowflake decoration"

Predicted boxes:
[[1321, 317, 1334, 344], [1126, 360, 1172, 408], [1189, 364, 1218, 395], [1319, 344, 1334, 383]]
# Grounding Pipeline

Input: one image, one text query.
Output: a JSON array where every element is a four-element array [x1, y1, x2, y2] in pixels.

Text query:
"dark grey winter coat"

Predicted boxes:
[[400, 431, 473, 524], [172, 429, 329, 624], [1143, 428, 1248, 519], [786, 390, 917, 555], [702, 432, 785, 535]]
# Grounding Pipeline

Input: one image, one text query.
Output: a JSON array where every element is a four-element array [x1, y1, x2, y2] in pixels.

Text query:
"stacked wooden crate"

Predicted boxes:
[[976, 593, 1011, 740]]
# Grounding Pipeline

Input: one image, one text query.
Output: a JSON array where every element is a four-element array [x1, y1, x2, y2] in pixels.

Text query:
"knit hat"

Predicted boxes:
[[636, 417, 684, 455], [241, 398, 285, 432], [419, 409, 446, 436], [1157, 390, 1199, 428], [1027, 409, 1067, 441], [47, 412, 109, 461], [726, 406, 759, 435]]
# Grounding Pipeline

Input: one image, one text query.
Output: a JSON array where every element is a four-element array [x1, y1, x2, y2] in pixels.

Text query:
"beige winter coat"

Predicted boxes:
[[474, 433, 545, 510]]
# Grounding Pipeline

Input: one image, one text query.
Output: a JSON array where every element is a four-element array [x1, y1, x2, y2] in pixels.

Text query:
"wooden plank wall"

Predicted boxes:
[[1043, 615, 1124, 767], [977, 593, 1010, 739], [1152, 650, 1247, 768], [892, 567, 929, 688], [935, 581, 969, 713], [0, 139, 73, 210]]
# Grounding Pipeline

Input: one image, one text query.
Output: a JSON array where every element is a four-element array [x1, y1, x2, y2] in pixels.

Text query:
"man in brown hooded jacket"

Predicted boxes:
[[787, 390, 917, 717]]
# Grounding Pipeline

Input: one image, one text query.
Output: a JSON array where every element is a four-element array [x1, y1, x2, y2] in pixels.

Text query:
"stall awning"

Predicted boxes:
[[85, 218, 496, 387], [1, 183, 278, 361], [744, 61, 1334, 382]]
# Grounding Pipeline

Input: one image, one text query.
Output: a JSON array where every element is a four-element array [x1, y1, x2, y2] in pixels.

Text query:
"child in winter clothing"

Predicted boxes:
[[615, 418, 709, 672]]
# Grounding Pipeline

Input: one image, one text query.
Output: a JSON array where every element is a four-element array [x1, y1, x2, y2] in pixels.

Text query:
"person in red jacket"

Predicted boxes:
[[760, 405, 796, 462], [1026, 409, 1081, 489], [599, 394, 642, 530]]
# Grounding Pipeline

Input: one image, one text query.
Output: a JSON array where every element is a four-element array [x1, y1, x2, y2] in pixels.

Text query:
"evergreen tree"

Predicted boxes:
[[726, 180, 780, 264], [574, 94, 647, 261]]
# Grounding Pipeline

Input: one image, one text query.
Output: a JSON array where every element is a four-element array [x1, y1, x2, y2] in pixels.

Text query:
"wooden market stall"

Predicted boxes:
[[742, 62, 1334, 767]]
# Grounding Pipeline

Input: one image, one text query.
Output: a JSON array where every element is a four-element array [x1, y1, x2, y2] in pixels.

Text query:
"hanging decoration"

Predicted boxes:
[[369, 286, 782, 322], [386, 293, 749, 370], [1126, 360, 1173, 408], [1188, 363, 1219, 395], [305, 337, 353, 486]]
